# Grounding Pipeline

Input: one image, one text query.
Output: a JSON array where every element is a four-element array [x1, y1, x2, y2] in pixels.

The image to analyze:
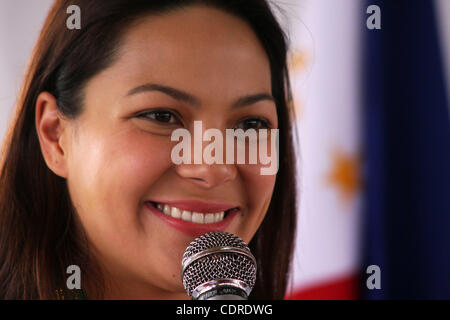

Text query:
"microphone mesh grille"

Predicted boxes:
[[182, 232, 257, 297]]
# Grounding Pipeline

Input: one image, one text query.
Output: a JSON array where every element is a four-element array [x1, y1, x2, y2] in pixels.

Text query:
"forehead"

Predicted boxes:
[[105, 5, 272, 98]]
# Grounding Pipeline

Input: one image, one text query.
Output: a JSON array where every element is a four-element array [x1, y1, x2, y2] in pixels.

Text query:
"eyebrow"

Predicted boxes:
[[232, 93, 275, 109], [125, 83, 275, 109]]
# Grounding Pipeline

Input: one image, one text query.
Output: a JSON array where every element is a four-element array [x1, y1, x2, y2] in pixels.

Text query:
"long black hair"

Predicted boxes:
[[0, 0, 298, 299]]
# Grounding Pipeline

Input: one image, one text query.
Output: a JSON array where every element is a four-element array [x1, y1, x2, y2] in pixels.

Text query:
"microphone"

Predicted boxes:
[[181, 231, 257, 300]]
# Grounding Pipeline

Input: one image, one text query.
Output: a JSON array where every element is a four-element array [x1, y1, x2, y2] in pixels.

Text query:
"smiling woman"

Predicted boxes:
[[0, 0, 298, 300]]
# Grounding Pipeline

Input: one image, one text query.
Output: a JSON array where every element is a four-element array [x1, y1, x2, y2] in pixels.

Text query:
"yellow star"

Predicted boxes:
[[327, 149, 362, 202], [288, 50, 309, 73]]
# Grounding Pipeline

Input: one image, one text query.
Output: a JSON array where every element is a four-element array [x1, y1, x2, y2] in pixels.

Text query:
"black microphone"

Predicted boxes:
[[181, 231, 257, 300]]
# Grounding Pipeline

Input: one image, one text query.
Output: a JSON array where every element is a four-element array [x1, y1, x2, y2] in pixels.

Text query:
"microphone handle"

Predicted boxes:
[[197, 286, 248, 300], [205, 294, 246, 300]]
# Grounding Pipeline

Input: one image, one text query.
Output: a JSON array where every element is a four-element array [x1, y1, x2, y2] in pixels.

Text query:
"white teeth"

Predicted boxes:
[[215, 212, 224, 223], [204, 213, 215, 224], [153, 202, 230, 224], [171, 207, 181, 219], [163, 205, 171, 216], [181, 210, 191, 222], [192, 212, 204, 224]]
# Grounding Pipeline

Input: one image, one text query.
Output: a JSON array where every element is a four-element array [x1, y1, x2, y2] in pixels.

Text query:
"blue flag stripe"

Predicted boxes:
[[362, 0, 450, 299]]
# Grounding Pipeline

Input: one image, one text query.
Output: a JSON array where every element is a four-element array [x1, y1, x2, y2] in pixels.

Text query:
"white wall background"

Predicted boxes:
[[0, 0, 53, 139]]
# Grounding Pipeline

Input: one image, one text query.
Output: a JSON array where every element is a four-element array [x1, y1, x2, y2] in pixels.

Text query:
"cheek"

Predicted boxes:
[[234, 164, 277, 243], [67, 128, 174, 233]]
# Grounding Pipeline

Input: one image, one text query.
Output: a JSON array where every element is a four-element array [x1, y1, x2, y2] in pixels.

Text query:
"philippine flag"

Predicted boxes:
[[283, 0, 450, 299]]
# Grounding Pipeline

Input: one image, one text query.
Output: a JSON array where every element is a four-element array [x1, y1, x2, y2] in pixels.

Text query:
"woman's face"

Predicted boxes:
[[64, 6, 277, 299]]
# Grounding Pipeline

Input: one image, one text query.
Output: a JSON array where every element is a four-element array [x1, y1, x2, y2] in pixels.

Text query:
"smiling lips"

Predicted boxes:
[[148, 200, 239, 224]]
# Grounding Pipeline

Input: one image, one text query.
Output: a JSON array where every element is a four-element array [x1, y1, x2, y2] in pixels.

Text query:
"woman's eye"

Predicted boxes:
[[235, 118, 270, 131], [137, 110, 181, 125]]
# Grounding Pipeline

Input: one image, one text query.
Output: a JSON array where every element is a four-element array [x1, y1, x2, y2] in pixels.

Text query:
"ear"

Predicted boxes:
[[35, 92, 70, 178]]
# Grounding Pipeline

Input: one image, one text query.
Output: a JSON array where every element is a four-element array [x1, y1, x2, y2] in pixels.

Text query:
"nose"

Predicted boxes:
[[175, 163, 237, 189]]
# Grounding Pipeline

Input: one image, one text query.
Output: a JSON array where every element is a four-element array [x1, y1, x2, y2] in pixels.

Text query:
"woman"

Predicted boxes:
[[0, 0, 298, 299]]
